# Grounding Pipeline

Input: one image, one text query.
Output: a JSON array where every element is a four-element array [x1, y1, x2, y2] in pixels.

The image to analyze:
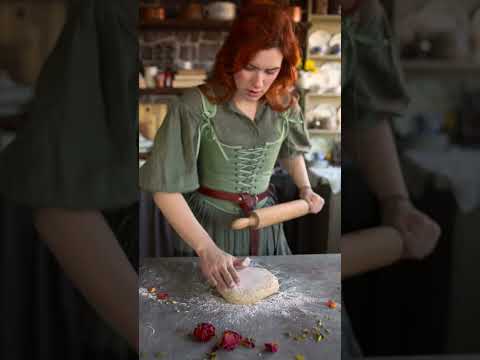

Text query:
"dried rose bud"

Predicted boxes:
[[219, 330, 242, 351], [156, 292, 169, 300], [326, 299, 337, 309], [240, 337, 255, 348], [193, 323, 216, 342], [264, 342, 279, 352]]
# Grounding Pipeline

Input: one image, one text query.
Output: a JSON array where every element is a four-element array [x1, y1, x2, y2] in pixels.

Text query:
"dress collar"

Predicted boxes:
[[226, 98, 268, 122]]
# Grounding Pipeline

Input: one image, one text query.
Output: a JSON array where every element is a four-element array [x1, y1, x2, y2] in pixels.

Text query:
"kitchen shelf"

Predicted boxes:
[[310, 15, 341, 23], [306, 93, 341, 99], [140, 88, 184, 96], [308, 54, 341, 61], [309, 129, 340, 135], [139, 19, 233, 31]]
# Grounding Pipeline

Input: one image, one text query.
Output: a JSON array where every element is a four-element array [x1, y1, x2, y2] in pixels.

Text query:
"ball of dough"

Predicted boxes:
[[218, 267, 279, 305]]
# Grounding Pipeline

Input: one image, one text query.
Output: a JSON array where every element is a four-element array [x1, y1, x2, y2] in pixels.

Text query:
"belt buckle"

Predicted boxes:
[[239, 192, 257, 210]]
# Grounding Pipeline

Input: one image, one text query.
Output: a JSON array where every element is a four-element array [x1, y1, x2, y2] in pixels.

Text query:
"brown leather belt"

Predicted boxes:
[[198, 185, 272, 256]]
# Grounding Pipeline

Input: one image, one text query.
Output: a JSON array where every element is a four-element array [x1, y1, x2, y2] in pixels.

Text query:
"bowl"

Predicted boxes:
[[203, 2, 236, 21]]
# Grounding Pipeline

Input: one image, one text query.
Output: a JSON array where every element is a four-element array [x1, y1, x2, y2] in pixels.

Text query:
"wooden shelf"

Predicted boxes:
[[140, 88, 184, 96], [306, 93, 341, 99], [309, 129, 340, 135], [401, 60, 480, 72], [310, 15, 341, 23], [139, 19, 233, 31], [309, 54, 341, 61]]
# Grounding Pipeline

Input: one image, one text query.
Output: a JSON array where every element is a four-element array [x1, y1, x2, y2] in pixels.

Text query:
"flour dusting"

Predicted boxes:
[[140, 260, 339, 332]]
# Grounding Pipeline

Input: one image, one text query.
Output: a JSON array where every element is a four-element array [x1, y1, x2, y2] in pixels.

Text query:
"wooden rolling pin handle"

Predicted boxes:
[[230, 200, 310, 230], [255, 199, 310, 229], [231, 215, 258, 230]]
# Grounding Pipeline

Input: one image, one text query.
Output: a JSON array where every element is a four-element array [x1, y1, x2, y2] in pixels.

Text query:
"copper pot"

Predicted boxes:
[[140, 6, 165, 22], [181, 3, 203, 20]]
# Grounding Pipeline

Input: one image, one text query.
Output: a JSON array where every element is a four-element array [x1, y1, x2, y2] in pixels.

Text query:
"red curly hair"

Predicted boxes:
[[200, 0, 301, 112]]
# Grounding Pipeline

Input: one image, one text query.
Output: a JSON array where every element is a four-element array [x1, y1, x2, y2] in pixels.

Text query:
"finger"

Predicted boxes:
[[207, 277, 217, 288], [233, 257, 250, 269], [213, 271, 226, 290], [227, 263, 240, 285], [220, 266, 235, 288], [308, 199, 314, 209], [313, 199, 324, 213]]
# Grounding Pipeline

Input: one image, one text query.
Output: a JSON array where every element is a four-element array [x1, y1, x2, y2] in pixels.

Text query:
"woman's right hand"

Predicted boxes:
[[197, 244, 241, 290]]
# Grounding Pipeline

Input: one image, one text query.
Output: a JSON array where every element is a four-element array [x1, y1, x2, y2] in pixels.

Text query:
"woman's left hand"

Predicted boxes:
[[299, 187, 325, 214]]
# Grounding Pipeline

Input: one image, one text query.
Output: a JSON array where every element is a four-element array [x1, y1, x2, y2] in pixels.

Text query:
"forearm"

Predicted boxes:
[[279, 155, 311, 190], [34, 209, 138, 351], [153, 192, 215, 255], [341, 226, 404, 279], [343, 119, 408, 202]]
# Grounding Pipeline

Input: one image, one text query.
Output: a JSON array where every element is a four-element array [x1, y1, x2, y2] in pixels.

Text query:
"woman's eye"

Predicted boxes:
[[266, 70, 277, 75]]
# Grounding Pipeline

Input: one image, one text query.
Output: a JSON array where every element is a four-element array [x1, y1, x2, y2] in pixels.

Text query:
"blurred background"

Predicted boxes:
[[343, 0, 480, 358], [0, 1, 135, 358]]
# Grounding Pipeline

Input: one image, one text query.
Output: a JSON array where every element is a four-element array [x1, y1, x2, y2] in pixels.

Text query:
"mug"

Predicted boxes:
[[203, 2, 236, 21]]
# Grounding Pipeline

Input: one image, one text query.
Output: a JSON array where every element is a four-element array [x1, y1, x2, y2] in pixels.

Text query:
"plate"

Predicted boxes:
[[319, 62, 341, 89], [328, 32, 341, 55], [309, 30, 332, 56]]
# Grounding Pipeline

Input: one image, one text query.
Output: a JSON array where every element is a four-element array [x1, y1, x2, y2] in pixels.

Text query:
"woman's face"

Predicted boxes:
[[233, 47, 283, 102]]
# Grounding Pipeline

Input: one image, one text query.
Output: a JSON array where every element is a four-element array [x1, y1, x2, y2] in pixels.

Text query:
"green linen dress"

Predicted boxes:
[[341, 1, 411, 358], [139, 87, 311, 256], [0, 0, 138, 210]]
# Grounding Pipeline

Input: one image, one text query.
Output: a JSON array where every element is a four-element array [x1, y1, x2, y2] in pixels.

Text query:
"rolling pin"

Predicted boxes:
[[231, 200, 310, 230]]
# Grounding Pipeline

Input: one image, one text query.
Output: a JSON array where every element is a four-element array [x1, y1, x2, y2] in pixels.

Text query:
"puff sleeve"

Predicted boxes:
[[278, 104, 312, 159], [139, 99, 201, 193]]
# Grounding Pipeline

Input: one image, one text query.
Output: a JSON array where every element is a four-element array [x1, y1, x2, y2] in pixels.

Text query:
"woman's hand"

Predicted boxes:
[[299, 186, 325, 214], [197, 244, 243, 290], [381, 197, 441, 260]]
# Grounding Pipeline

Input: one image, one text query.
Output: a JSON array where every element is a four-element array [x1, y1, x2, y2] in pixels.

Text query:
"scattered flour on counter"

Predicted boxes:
[[139, 266, 337, 328]]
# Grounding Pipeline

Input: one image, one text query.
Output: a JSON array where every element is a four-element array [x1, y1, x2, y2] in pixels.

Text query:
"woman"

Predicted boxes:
[[0, 0, 138, 353], [139, 2, 324, 291]]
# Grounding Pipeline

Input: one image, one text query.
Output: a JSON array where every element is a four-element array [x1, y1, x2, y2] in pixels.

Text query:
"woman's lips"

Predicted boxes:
[[247, 89, 262, 96]]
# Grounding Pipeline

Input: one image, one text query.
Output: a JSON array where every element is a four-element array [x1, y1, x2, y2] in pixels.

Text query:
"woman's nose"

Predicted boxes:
[[253, 72, 264, 87]]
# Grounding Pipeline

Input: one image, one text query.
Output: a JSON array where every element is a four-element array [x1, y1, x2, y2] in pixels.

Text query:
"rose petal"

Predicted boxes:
[[156, 292, 169, 300], [240, 337, 255, 348], [326, 299, 337, 309], [264, 342, 279, 352], [219, 330, 242, 351], [193, 322, 216, 342]]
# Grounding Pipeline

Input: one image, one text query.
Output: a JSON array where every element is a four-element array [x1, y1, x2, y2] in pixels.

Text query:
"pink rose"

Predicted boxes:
[[193, 323, 216, 342], [219, 330, 242, 351]]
